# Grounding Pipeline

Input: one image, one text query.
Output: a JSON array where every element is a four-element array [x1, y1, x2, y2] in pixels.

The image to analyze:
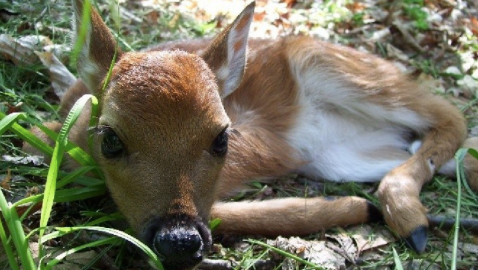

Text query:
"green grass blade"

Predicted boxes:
[[467, 148, 478, 159], [56, 166, 98, 188], [0, 213, 20, 270], [0, 112, 54, 156], [45, 237, 119, 269], [39, 94, 95, 257], [392, 247, 403, 270], [0, 112, 24, 134], [71, 0, 92, 66], [53, 185, 106, 202], [12, 184, 105, 209], [85, 213, 124, 226], [0, 187, 36, 270], [68, 174, 104, 187], [54, 226, 164, 270], [452, 148, 468, 270], [2, 112, 97, 169], [22, 117, 98, 167], [33, 121, 97, 167], [462, 148, 478, 197], [209, 218, 221, 231], [12, 194, 43, 209]]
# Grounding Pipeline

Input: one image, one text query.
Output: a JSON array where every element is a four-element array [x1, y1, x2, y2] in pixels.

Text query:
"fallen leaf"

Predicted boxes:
[[327, 230, 357, 263], [444, 66, 462, 75], [283, 0, 297, 8], [268, 236, 346, 269], [469, 16, 478, 36], [15, 202, 42, 220], [403, 259, 441, 270], [0, 34, 52, 65], [350, 225, 396, 254], [385, 43, 409, 62], [462, 243, 478, 254], [346, 2, 366, 12], [35, 51, 76, 99], [457, 75, 478, 98], [29, 242, 40, 260], [417, 72, 446, 94], [1, 169, 11, 190], [2, 155, 45, 166]]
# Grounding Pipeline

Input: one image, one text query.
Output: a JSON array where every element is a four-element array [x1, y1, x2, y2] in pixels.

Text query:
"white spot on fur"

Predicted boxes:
[[386, 204, 392, 217], [80, 61, 101, 90], [427, 158, 436, 173], [438, 158, 456, 177], [408, 140, 422, 154], [216, 65, 229, 83]]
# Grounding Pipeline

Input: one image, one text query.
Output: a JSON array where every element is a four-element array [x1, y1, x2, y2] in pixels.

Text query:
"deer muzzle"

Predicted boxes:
[[141, 214, 212, 270]]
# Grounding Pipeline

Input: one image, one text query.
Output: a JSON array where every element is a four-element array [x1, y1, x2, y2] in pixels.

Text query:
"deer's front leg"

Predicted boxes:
[[211, 196, 382, 236]]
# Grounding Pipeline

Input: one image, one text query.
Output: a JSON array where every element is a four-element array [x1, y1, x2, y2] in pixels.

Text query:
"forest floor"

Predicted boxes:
[[1, 0, 478, 269]]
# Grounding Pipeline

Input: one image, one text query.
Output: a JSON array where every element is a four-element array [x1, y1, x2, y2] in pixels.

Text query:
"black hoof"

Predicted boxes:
[[366, 201, 384, 224], [404, 225, 428, 253]]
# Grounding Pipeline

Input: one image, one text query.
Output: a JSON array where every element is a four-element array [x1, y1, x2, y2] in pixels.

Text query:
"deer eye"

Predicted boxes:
[[211, 128, 228, 157], [100, 127, 125, 158]]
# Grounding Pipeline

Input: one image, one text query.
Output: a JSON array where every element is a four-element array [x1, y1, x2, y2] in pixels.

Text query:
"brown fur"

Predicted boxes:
[[26, 1, 478, 268]]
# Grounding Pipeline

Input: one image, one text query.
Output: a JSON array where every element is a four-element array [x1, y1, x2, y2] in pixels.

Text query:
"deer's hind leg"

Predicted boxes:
[[285, 39, 469, 253], [463, 138, 478, 191], [376, 93, 467, 253]]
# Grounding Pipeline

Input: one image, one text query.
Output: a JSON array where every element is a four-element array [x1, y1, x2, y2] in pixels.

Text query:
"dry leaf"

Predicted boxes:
[[0, 34, 52, 65], [350, 225, 396, 254], [326, 230, 357, 263], [385, 43, 409, 62], [470, 16, 478, 36], [268, 236, 346, 270], [35, 51, 76, 99], [462, 243, 478, 254], [1, 169, 12, 190], [44, 249, 99, 270], [2, 154, 45, 166], [346, 2, 366, 12], [417, 72, 446, 94], [29, 242, 40, 260], [457, 75, 478, 98]]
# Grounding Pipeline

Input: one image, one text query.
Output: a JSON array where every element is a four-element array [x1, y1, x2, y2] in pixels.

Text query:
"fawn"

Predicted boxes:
[[27, 1, 478, 269]]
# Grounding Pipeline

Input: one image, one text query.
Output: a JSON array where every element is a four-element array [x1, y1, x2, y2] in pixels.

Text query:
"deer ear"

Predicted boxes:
[[201, 2, 255, 99], [72, 0, 123, 96]]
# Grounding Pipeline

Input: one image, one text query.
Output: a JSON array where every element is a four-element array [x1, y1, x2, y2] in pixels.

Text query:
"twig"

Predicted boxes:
[[392, 22, 424, 53], [198, 258, 274, 270]]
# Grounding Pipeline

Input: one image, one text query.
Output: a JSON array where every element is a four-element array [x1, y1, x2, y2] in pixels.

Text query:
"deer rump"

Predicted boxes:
[[26, 1, 478, 270]]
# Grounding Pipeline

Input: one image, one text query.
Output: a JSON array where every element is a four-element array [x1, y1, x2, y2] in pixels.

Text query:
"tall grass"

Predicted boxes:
[[1, 0, 478, 269], [0, 0, 163, 268], [0, 96, 163, 269]]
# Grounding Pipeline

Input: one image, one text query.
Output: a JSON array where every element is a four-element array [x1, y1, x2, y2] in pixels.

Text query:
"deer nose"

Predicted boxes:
[[153, 227, 203, 269]]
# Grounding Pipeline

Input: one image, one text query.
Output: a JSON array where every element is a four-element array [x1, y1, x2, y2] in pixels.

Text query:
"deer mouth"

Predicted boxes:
[[140, 214, 212, 270]]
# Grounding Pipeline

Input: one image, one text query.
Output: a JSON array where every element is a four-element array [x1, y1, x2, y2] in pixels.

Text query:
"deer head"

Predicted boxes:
[[72, 1, 254, 269]]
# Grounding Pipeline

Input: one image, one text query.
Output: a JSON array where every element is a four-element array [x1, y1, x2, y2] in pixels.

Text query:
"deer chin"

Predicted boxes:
[[139, 214, 212, 270]]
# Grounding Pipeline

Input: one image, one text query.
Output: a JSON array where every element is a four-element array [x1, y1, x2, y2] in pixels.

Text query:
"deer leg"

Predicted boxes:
[[211, 196, 381, 236], [377, 108, 467, 253], [463, 137, 478, 192]]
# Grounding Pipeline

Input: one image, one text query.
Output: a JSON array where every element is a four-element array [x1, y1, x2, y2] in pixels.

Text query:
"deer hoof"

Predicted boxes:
[[404, 225, 428, 253]]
